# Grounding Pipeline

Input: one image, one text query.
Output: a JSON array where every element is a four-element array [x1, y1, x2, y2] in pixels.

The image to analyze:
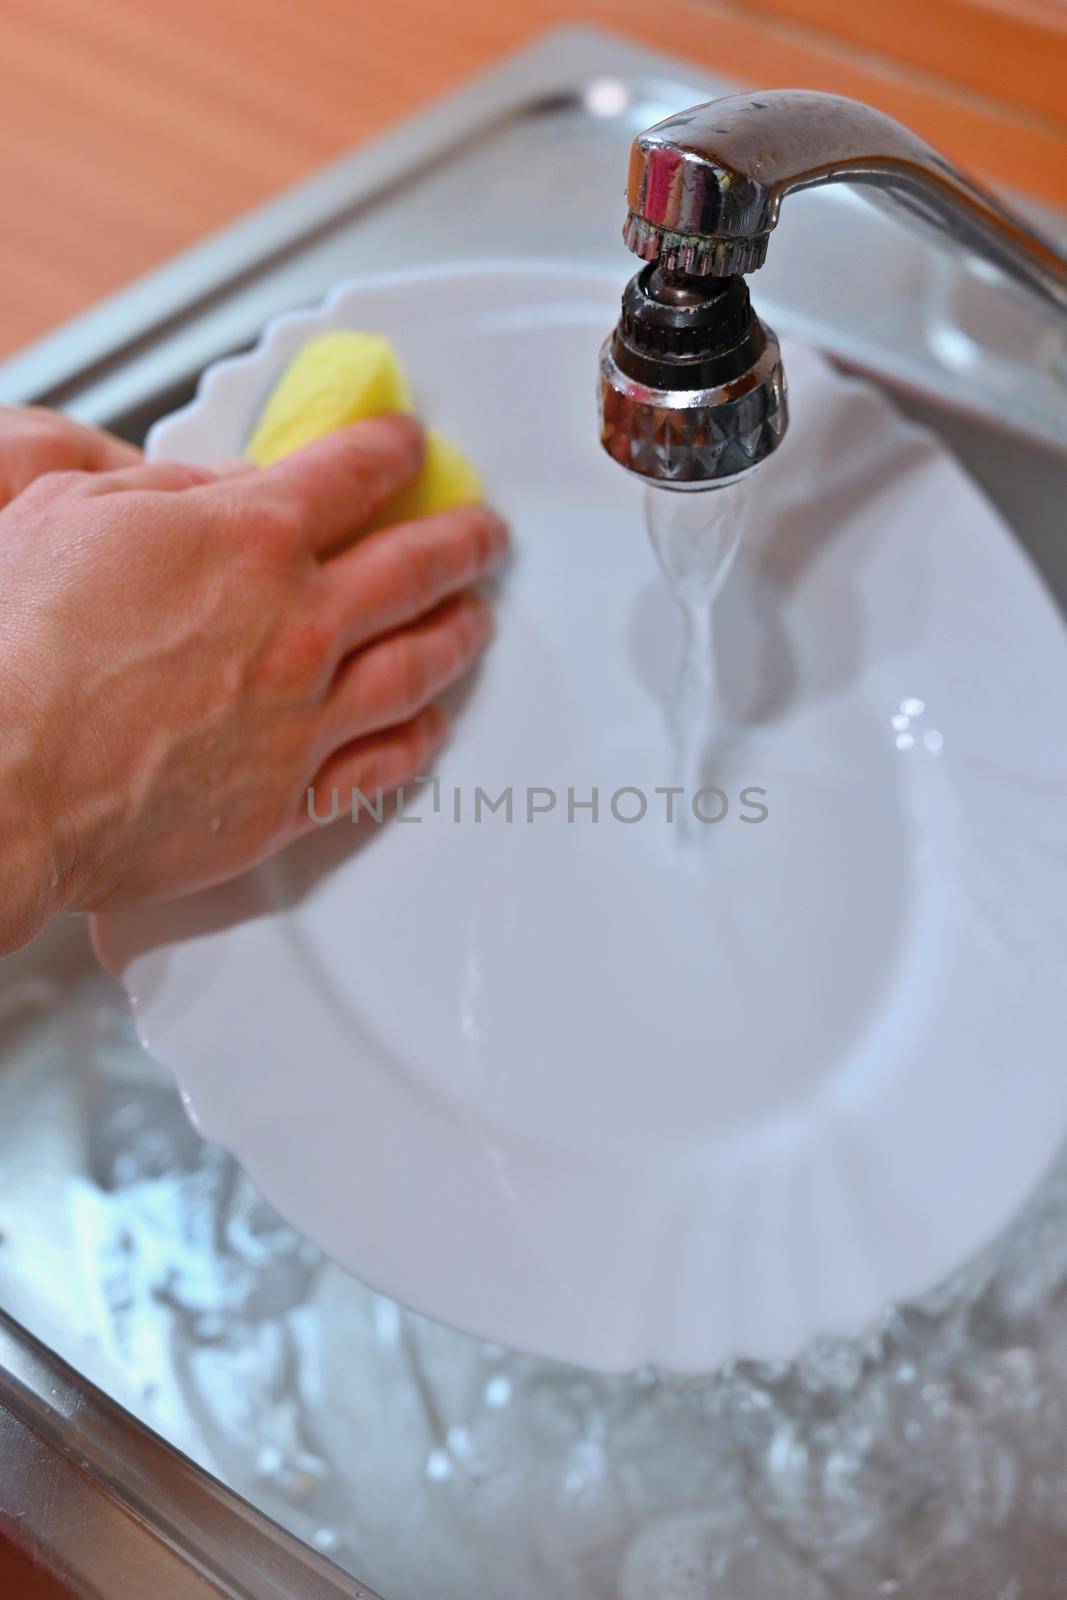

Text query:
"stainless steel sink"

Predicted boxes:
[[2, 25, 1066, 1600]]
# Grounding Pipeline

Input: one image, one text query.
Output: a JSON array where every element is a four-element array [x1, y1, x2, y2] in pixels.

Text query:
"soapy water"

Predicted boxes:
[[4, 965, 1067, 1599], [645, 478, 756, 842]]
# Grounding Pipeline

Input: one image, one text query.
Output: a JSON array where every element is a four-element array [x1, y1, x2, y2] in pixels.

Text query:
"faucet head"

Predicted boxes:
[[598, 264, 787, 487], [622, 91, 843, 276], [624, 103, 777, 277], [599, 96, 796, 489]]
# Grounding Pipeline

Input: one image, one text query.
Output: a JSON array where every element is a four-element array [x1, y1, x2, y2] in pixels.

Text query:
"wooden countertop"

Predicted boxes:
[[3, 0, 1067, 361]]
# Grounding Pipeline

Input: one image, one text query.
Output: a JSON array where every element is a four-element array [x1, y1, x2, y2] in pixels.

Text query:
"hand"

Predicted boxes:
[[0, 413, 508, 955]]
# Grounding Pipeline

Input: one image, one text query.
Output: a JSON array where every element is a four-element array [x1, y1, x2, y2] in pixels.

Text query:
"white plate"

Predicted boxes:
[[95, 264, 1067, 1373]]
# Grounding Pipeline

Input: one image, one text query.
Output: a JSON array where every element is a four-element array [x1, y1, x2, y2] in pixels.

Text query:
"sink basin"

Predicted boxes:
[[2, 25, 1066, 1600], [87, 260, 1067, 1378]]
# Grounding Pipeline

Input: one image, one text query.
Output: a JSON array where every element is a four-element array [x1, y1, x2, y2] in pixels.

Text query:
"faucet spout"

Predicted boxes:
[[625, 90, 1067, 317]]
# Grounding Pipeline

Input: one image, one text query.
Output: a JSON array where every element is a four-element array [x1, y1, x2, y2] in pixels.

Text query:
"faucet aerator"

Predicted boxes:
[[598, 262, 788, 489]]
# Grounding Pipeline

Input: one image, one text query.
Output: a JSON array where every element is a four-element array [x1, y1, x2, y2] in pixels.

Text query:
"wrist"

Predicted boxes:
[[0, 675, 68, 956], [0, 781, 64, 958]]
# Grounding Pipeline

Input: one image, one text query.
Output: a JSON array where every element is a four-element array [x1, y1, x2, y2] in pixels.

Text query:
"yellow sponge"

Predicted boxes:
[[364, 430, 484, 532], [246, 331, 483, 526]]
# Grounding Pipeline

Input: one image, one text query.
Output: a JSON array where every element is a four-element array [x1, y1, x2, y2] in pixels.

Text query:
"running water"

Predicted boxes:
[[645, 476, 758, 837]]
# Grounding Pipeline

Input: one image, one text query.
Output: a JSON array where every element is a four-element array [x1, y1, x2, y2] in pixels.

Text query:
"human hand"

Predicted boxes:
[[0, 414, 507, 954]]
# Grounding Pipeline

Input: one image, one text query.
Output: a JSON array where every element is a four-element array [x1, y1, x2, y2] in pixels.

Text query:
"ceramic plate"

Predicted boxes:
[[95, 264, 1067, 1373]]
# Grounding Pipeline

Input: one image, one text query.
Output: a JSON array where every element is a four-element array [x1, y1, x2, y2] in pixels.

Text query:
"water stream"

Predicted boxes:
[[644, 476, 758, 838]]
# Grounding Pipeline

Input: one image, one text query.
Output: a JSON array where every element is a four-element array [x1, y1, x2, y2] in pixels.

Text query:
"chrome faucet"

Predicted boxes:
[[599, 89, 1067, 487]]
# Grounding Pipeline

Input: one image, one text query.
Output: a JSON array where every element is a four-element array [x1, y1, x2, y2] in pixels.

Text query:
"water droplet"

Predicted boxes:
[[485, 1374, 512, 1408], [210, 816, 222, 834], [895, 732, 915, 751], [923, 728, 944, 754], [901, 697, 926, 717], [256, 1444, 284, 1478]]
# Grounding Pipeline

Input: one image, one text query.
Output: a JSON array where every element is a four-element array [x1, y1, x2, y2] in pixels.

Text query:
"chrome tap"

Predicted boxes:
[[599, 89, 1067, 488]]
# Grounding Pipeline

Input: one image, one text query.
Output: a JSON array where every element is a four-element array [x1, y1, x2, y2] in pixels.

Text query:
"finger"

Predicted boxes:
[[66, 424, 141, 473], [242, 415, 425, 556], [323, 592, 492, 745], [87, 459, 230, 496], [299, 704, 448, 835], [1, 408, 142, 471], [0, 408, 140, 504], [323, 504, 509, 655]]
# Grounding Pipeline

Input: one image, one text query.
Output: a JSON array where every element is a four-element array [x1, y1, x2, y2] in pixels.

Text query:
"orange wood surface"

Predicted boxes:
[[737, 0, 1067, 129], [2, 0, 1066, 362]]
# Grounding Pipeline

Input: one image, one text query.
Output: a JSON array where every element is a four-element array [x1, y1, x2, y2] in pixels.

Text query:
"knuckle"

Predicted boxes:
[[413, 708, 446, 764], [469, 508, 496, 566], [161, 461, 216, 491], [403, 728, 429, 774], [334, 434, 382, 496], [359, 413, 422, 471], [457, 597, 490, 658], [448, 619, 474, 671], [412, 713, 438, 761], [371, 733, 418, 791], [245, 500, 304, 562], [470, 506, 507, 564], [407, 537, 450, 608], [361, 456, 401, 513], [398, 639, 431, 709], [358, 416, 422, 486], [16, 467, 82, 505], [382, 411, 424, 453], [281, 614, 334, 692]]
